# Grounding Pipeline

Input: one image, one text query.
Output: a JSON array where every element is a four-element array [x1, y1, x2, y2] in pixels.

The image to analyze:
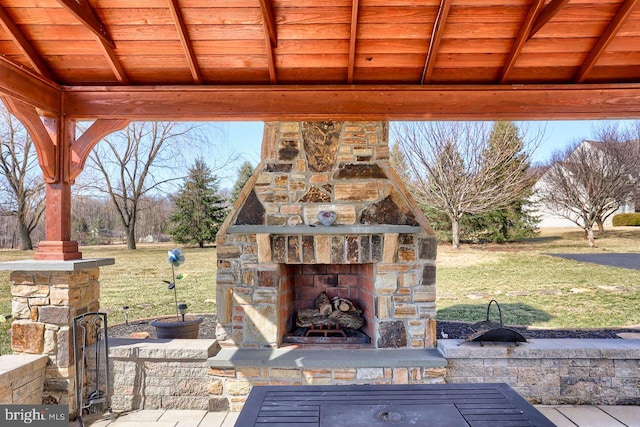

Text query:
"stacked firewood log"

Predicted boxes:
[[296, 291, 364, 330]]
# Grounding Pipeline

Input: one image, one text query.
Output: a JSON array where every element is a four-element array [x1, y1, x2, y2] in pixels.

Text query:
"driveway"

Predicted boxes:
[[547, 253, 640, 271]]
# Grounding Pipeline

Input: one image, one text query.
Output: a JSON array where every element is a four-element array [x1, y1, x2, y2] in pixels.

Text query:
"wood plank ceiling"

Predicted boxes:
[[0, 0, 639, 120]]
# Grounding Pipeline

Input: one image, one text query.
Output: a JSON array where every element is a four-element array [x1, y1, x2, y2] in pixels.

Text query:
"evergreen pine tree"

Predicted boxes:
[[390, 141, 411, 182], [170, 158, 228, 247], [464, 121, 538, 242], [230, 161, 255, 203]]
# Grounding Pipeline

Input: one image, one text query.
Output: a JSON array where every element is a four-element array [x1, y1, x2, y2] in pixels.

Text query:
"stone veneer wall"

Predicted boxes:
[[0, 355, 49, 405], [439, 339, 640, 405], [209, 364, 447, 412], [86, 339, 221, 412], [9, 267, 102, 412], [207, 347, 447, 412], [215, 121, 438, 349]]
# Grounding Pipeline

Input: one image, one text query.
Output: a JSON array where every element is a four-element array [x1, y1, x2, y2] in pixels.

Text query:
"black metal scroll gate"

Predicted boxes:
[[73, 312, 112, 426]]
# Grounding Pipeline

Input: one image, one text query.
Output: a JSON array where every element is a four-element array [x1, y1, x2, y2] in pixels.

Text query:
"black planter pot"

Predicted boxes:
[[150, 316, 203, 339]]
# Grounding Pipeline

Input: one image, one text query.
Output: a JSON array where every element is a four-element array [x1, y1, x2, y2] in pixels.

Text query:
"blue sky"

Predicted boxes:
[[214, 120, 625, 189]]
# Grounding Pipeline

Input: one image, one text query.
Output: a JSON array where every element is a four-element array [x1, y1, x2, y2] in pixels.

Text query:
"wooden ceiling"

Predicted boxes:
[[0, 0, 639, 120]]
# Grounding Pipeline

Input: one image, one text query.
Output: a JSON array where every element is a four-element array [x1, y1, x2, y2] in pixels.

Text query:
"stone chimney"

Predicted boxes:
[[215, 121, 437, 349]]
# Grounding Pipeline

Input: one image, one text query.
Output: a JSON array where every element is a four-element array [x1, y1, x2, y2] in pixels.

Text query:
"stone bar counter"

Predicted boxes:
[[0, 258, 114, 414]]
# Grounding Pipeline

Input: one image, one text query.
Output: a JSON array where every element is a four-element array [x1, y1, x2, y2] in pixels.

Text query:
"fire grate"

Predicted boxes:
[[305, 323, 347, 337], [283, 327, 371, 344]]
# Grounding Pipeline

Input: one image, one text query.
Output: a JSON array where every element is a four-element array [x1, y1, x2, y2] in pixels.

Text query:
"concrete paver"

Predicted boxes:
[[110, 422, 176, 427], [158, 410, 207, 423], [82, 406, 640, 426], [112, 410, 165, 422], [535, 406, 578, 427], [199, 412, 229, 427], [599, 405, 640, 427], [220, 412, 238, 427], [555, 405, 627, 427]]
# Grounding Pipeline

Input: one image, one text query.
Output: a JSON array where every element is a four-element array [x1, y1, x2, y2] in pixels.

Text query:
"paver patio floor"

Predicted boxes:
[[72, 405, 640, 427]]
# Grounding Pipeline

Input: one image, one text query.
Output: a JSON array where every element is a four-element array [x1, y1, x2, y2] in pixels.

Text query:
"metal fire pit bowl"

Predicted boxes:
[[461, 300, 527, 346]]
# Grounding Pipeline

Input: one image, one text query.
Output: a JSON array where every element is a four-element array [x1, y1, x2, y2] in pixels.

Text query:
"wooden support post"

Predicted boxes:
[[36, 181, 80, 260], [2, 96, 128, 260], [35, 115, 80, 260]]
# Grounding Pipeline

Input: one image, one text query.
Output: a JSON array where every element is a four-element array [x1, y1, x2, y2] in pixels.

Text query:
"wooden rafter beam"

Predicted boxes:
[[56, 0, 115, 48], [258, 0, 277, 48], [575, 0, 640, 83], [97, 38, 129, 84], [168, 0, 202, 84], [421, 0, 452, 84], [347, 0, 359, 84], [0, 5, 55, 81], [500, 0, 546, 84], [263, 29, 277, 84], [57, 0, 127, 83], [258, 0, 277, 83], [0, 56, 60, 114], [62, 84, 640, 121], [528, 0, 570, 40]]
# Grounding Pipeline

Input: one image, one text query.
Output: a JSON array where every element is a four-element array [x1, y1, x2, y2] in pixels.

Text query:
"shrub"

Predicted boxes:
[[612, 213, 640, 226]]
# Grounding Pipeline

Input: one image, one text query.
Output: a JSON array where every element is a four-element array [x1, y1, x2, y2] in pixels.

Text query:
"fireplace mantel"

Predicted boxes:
[[227, 225, 422, 235]]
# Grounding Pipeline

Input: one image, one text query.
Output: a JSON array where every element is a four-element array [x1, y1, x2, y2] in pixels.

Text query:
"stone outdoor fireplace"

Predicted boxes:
[[215, 121, 437, 349]]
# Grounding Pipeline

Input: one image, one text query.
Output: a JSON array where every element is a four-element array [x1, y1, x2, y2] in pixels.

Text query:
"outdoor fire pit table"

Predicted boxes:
[[235, 383, 555, 426]]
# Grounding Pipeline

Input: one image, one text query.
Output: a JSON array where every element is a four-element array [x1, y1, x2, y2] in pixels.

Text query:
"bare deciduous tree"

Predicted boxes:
[[393, 121, 537, 248], [0, 104, 45, 250], [535, 123, 640, 247], [85, 122, 206, 249]]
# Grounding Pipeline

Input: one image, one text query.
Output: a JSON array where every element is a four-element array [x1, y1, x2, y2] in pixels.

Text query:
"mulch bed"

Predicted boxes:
[[437, 320, 640, 340], [108, 315, 218, 339], [107, 315, 640, 340]]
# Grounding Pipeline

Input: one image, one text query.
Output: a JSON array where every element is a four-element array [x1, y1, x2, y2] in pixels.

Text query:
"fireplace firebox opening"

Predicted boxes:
[[279, 264, 374, 346]]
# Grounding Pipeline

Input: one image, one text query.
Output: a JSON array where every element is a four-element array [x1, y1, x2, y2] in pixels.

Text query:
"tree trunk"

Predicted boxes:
[[595, 218, 605, 233], [451, 218, 461, 249], [126, 225, 137, 250], [586, 227, 596, 248], [17, 220, 33, 250]]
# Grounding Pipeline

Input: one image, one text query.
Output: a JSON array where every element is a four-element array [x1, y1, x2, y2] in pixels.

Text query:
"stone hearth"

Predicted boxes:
[[215, 121, 437, 350]]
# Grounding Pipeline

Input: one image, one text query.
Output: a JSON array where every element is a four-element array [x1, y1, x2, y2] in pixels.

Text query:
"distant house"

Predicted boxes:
[[531, 139, 639, 229]]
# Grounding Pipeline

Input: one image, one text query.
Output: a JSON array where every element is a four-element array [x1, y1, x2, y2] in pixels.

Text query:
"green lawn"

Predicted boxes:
[[1, 228, 640, 354], [436, 227, 640, 328], [0, 243, 216, 354]]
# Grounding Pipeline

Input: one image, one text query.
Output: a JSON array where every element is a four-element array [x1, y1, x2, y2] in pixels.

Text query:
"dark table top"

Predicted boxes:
[[235, 383, 556, 427]]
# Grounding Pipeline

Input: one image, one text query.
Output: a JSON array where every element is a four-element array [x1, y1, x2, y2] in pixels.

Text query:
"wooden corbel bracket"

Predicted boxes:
[[69, 119, 129, 183], [3, 96, 130, 185], [2, 96, 58, 183]]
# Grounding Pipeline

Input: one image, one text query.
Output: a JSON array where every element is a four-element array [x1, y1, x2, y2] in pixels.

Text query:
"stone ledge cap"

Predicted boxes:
[[0, 355, 49, 379], [0, 354, 49, 375], [0, 258, 115, 271], [106, 338, 220, 359], [438, 338, 640, 359], [208, 348, 446, 369], [228, 225, 422, 235]]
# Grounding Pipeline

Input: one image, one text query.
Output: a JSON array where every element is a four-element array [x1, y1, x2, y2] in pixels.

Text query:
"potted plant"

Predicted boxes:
[[150, 249, 203, 339]]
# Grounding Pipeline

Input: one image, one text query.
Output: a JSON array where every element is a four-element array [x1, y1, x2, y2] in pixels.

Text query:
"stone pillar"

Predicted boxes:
[[1, 259, 114, 416]]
